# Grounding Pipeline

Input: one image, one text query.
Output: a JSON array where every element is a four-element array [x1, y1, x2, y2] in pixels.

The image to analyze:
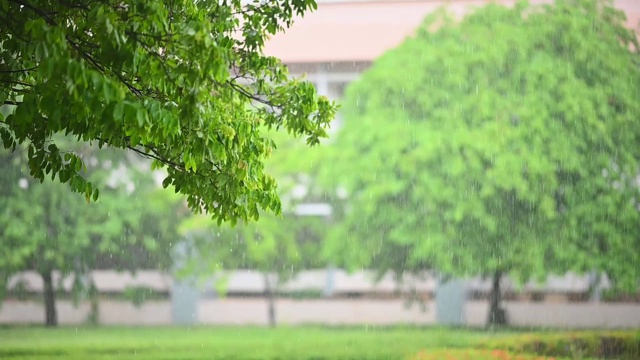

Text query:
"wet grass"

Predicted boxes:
[[0, 326, 508, 360], [4, 326, 635, 359]]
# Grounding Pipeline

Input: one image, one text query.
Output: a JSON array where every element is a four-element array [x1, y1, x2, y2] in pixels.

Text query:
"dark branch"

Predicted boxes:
[[125, 145, 184, 171], [10, 0, 57, 26], [65, 36, 144, 98], [0, 78, 34, 87], [0, 66, 38, 74], [225, 81, 279, 115]]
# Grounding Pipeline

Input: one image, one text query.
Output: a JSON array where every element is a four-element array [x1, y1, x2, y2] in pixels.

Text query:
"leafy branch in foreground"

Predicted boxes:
[[0, 0, 336, 225]]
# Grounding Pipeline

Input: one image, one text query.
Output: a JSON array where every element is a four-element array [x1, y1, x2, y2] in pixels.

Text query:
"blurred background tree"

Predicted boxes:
[[319, 0, 640, 326], [181, 211, 327, 327], [0, 143, 185, 326], [179, 129, 333, 327]]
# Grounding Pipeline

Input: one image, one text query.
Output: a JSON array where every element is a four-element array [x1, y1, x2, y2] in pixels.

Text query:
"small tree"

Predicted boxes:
[[0, 145, 184, 326], [323, 0, 640, 326], [182, 202, 328, 327]]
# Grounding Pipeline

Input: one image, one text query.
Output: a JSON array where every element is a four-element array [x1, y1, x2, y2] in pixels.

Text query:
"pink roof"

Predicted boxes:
[[264, 0, 640, 64]]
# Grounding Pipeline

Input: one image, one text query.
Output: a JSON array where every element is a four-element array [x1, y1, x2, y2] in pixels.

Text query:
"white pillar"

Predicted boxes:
[[315, 67, 329, 96]]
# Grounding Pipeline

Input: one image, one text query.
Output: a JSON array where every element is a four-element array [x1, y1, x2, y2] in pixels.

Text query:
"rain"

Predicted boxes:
[[0, 0, 639, 359]]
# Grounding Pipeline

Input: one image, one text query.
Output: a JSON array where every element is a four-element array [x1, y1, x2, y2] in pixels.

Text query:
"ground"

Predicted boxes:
[[0, 326, 636, 360]]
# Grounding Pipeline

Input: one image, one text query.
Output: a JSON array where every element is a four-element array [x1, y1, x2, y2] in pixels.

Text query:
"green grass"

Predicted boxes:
[[5, 326, 638, 360], [0, 326, 507, 360]]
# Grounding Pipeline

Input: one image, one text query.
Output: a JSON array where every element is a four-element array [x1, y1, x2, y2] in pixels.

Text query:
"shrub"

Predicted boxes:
[[482, 331, 640, 359], [411, 348, 564, 360]]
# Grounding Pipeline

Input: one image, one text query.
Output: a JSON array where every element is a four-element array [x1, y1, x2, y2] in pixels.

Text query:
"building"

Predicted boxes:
[[265, 0, 640, 101]]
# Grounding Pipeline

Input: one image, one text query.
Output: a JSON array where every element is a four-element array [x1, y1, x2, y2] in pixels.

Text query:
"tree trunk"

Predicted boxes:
[[87, 279, 99, 325], [589, 270, 602, 303], [263, 273, 276, 328], [487, 270, 507, 327], [41, 270, 58, 327]]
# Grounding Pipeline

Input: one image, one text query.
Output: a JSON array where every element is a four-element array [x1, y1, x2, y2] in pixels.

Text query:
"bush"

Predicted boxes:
[[482, 331, 640, 359], [121, 286, 163, 308], [411, 348, 565, 360]]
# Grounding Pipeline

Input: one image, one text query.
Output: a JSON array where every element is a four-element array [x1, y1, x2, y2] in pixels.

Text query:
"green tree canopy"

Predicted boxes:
[[322, 0, 640, 324], [0, 0, 336, 225]]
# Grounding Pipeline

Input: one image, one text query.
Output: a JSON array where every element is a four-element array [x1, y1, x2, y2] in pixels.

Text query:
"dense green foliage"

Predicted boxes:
[[323, 0, 640, 295], [0, 145, 185, 326], [0, 0, 336, 224]]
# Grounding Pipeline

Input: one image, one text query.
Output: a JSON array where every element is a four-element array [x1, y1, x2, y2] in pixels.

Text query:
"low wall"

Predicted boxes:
[[465, 301, 640, 329], [198, 298, 436, 326], [1, 299, 639, 328], [0, 299, 171, 326]]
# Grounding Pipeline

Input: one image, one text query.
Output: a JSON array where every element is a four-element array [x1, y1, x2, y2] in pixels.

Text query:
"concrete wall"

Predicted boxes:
[[0, 300, 171, 326], [2, 299, 639, 328], [465, 301, 640, 329]]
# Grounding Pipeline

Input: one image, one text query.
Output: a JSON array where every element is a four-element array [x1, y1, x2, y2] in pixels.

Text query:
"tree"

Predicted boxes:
[[180, 176, 329, 327], [322, 0, 640, 326], [0, 144, 185, 326], [175, 124, 336, 327], [0, 0, 336, 225]]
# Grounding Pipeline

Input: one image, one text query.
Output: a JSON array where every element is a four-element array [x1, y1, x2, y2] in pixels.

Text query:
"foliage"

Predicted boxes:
[[322, 0, 640, 291], [482, 331, 640, 360], [0, 144, 182, 273], [411, 349, 564, 360], [121, 286, 164, 308], [0, 0, 336, 225], [180, 209, 328, 286], [0, 147, 103, 285], [175, 126, 335, 325], [0, 144, 185, 325], [176, 125, 336, 288]]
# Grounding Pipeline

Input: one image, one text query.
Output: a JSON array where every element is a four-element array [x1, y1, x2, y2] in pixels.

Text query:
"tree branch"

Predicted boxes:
[[0, 66, 38, 74], [9, 0, 57, 27], [10, 0, 143, 99], [140, 145, 185, 171], [225, 80, 279, 115], [0, 78, 34, 87]]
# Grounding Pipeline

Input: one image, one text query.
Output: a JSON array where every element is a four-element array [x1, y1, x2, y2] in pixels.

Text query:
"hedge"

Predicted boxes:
[[482, 331, 640, 359]]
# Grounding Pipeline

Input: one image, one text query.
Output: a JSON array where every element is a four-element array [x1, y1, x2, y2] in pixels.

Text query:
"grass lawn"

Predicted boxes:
[[0, 326, 518, 360], [4, 325, 636, 360]]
